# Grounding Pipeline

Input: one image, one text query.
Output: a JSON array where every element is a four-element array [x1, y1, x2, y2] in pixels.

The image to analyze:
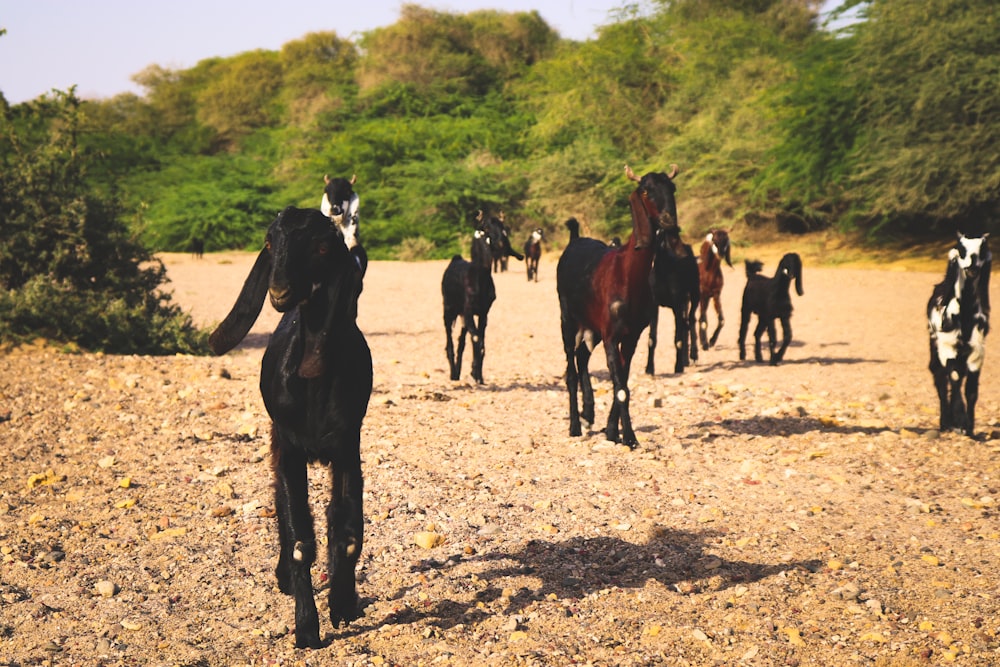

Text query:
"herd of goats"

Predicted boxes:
[[204, 166, 990, 648]]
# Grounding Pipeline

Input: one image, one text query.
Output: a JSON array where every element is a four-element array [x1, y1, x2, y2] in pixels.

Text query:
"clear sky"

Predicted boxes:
[[0, 0, 634, 104]]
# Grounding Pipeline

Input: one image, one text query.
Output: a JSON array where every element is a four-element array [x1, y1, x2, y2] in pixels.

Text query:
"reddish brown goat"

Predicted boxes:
[[697, 229, 733, 350]]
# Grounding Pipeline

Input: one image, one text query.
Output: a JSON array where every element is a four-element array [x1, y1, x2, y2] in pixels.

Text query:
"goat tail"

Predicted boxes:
[[744, 259, 763, 279]]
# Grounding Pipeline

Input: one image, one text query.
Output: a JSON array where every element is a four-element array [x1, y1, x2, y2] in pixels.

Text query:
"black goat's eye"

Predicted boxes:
[[265, 239, 272, 251], [317, 242, 329, 255]]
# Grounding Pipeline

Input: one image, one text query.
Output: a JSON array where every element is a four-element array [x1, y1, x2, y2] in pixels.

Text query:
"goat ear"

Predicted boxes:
[[209, 248, 271, 355]]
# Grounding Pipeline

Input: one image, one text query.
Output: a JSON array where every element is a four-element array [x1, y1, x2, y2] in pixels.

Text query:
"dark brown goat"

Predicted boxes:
[[556, 164, 680, 448], [697, 229, 733, 350]]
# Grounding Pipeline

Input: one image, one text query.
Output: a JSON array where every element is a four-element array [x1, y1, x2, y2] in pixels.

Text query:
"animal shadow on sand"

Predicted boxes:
[[337, 528, 819, 637]]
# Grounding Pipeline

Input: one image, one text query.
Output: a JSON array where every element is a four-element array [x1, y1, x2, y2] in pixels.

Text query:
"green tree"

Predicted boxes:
[[0, 90, 206, 354]]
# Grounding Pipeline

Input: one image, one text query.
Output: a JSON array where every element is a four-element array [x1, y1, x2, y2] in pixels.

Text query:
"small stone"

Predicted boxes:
[[95, 580, 117, 598], [692, 629, 710, 642], [414, 532, 444, 549]]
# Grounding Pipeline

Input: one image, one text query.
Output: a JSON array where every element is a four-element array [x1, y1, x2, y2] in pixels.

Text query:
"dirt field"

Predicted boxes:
[[1, 246, 998, 666]]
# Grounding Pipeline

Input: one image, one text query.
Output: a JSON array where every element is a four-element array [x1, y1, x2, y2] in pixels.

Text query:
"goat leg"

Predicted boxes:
[[327, 464, 364, 628], [273, 445, 322, 649], [444, 316, 460, 381], [708, 297, 724, 348], [772, 316, 792, 365], [645, 307, 658, 376], [964, 370, 980, 437], [470, 313, 487, 384], [576, 345, 595, 428], [605, 340, 638, 448], [672, 306, 688, 374]]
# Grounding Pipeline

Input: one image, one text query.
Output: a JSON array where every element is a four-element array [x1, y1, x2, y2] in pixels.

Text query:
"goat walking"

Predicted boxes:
[[210, 207, 372, 649], [322, 174, 367, 279], [928, 232, 991, 436], [557, 164, 680, 447], [737, 253, 804, 365], [524, 228, 544, 282], [442, 216, 524, 383], [697, 229, 733, 350], [645, 224, 700, 375]]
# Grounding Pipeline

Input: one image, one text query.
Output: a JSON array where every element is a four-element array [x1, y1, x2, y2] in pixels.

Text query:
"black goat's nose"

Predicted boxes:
[[269, 287, 292, 308]]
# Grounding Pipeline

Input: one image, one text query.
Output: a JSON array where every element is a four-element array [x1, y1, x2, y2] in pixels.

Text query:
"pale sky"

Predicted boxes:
[[0, 0, 635, 104]]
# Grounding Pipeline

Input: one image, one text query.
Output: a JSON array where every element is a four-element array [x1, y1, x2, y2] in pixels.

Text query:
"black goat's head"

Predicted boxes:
[[951, 232, 991, 283], [474, 209, 524, 265], [625, 164, 680, 249], [777, 252, 804, 296], [209, 207, 353, 359]]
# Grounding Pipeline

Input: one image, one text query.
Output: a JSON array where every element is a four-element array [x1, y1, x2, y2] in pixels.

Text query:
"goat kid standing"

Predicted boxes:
[[928, 232, 991, 437], [210, 207, 372, 649], [737, 253, 804, 365], [645, 223, 700, 376], [697, 229, 733, 350], [557, 164, 680, 448], [322, 173, 368, 279], [442, 216, 524, 383], [524, 228, 544, 282]]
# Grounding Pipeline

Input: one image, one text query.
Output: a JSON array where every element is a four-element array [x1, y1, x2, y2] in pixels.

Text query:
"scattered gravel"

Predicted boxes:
[[1, 251, 998, 665]]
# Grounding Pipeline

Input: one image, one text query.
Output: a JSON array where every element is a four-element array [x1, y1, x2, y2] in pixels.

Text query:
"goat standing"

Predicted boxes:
[[645, 224, 700, 375], [928, 232, 991, 436], [737, 253, 804, 365], [557, 164, 680, 448], [442, 217, 524, 383], [524, 228, 544, 282], [322, 173, 367, 279], [209, 207, 372, 649], [697, 229, 733, 350]]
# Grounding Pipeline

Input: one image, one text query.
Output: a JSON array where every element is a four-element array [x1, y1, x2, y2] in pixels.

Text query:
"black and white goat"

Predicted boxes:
[[210, 207, 372, 649], [477, 210, 515, 274], [737, 253, 804, 365], [322, 174, 367, 278], [442, 216, 524, 383], [928, 232, 991, 436], [524, 228, 544, 282]]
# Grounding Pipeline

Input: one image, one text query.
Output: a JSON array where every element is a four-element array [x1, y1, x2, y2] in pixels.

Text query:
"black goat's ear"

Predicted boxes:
[[209, 248, 271, 355]]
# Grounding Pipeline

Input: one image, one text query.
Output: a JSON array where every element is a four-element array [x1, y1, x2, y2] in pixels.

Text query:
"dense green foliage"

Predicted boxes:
[[0, 91, 208, 353], [4, 0, 1000, 268]]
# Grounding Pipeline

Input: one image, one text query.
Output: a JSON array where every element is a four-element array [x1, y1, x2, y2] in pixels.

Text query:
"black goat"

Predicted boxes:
[[737, 253, 804, 365], [524, 228, 544, 282], [478, 210, 514, 273], [188, 237, 204, 259], [557, 164, 680, 448], [209, 207, 372, 649], [322, 173, 368, 279], [928, 232, 991, 436], [645, 224, 700, 375], [442, 217, 524, 383]]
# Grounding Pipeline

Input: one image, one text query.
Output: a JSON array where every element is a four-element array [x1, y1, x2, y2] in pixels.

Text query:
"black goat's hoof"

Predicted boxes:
[[569, 424, 582, 437], [294, 630, 324, 650]]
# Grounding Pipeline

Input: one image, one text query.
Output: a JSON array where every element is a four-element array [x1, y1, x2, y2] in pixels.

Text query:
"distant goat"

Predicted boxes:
[[645, 224, 700, 375], [697, 229, 733, 350], [442, 215, 524, 383], [524, 228, 544, 282], [188, 237, 204, 259], [557, 163, 680, 447], [478, 211, 514, 273], [209, 207, 372, 649], [322, 174, 367, 279], [928, 232, 991, 436], [738, 253, 804, 365]]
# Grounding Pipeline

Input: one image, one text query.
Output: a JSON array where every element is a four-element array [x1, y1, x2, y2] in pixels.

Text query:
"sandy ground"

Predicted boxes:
[[1, 248, 998, 666]]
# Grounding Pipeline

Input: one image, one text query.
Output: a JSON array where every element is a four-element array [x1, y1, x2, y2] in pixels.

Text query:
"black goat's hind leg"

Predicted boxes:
[[273, 444, 322, 649], [328, 463, 364, 628]]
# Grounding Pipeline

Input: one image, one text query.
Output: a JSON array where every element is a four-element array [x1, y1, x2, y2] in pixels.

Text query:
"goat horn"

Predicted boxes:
[[624, 164, 640, 182], [324, 174, 331, 184], [349, 173, 357, 185], [667, 164, 679, 179]]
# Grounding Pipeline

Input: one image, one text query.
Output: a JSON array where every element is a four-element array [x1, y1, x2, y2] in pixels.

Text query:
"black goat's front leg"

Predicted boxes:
[[327, 463, 364, 628], [772, 316, 792, 365], [272, 442, 322, 649], [738, 312, 750, 361], [645, 306, 658, 376], [708, 296, 724, 348], [964, 370, 980, 437], [752, 319, 768, 363], [698, 299, 710, 351], [605, 338, 638, 448], [444, 316, 461, 381], [931, 363, 952, 432], [470, 313, 487, 384], [673, 306, 689, 374]]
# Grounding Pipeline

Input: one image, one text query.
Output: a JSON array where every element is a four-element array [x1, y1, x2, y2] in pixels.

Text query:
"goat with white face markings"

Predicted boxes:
[[321, 173, 367, 279], [928, 232, 991, 437], [209, 206, 372, 649]]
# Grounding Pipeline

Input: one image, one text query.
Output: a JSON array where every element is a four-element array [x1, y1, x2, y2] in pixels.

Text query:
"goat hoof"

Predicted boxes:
[[569, 424, 582, 437], [330, 599, 362, 628], [294, 630, 324, 650]]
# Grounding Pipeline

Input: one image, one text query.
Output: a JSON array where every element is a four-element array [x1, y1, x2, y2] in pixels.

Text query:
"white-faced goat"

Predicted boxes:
[[524, 228, 544, 282], [322, 173, 367, 279], [442, 215, 524, 383], [209, 207, 372, 649], [557, 164, 680, 448], [737, 253, 804, 365], [928, 232, 991, 437]]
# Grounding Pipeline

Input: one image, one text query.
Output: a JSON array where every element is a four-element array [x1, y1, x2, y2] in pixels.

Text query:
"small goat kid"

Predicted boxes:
[[928, 232, 991, 437], [737, 253, 804, 365], [557, 164, 679, 448], [645, 223, 700, 375], [442, 217, 524, 383], [524, 228, 544, 282], [322, 174, 367, 278], [210, 207, 372, 649], [697, 229, 733, 350]]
